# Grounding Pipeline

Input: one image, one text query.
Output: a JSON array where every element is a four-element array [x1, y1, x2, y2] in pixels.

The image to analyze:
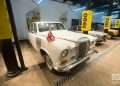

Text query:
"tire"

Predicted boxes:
[[40, 50, 57, 73], [108, 32, 114, 39], [45, 54, 53, 71]]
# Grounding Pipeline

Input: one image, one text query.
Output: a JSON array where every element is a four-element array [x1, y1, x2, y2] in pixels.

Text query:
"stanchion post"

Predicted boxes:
[[5, 0, 27, 71], [1, 39, 21, 78]]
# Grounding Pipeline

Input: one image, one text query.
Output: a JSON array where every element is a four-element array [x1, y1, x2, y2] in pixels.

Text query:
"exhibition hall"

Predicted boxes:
[[0, 0, 120, 86]]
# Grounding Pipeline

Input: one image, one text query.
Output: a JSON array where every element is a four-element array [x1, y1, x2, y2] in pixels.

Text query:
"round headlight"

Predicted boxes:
[[61, 49, 69, 57]]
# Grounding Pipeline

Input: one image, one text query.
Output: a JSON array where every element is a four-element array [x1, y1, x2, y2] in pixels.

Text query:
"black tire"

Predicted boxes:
[[40, 50, 53, 71], [40, 50, 59, 73], [108, 32, 113, 39], [44, 54, 54, 71]]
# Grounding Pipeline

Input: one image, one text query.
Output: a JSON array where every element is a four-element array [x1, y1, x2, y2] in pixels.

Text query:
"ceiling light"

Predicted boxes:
[[32, 0, 43, 5], [73, 6, 86, 12], [93, 12, 104, 15]]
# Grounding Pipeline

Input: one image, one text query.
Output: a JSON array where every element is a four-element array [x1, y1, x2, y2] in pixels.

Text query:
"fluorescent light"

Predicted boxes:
[[112, 14, 118, 19], [93, 12, 104, 15], [73, 6, 86, 12], [33, 0, 43, 5], [112, 11, 119, 14]]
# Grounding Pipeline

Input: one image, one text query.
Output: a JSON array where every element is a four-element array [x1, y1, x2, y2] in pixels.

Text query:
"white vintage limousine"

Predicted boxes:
[[28, 21, 97, 72]]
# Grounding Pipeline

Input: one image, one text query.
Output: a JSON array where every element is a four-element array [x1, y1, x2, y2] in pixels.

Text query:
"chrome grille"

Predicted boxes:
[[78, 38, 90, 59]]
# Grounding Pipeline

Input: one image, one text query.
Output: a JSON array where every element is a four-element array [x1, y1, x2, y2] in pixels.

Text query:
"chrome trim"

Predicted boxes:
[[96, 35, 107, 42], [53, 49, 96, 72]]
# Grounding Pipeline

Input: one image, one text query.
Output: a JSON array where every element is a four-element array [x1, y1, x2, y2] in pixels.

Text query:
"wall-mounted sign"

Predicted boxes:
[[115, 19, 120, 28], [104, 16, 111, 30], [81, 10, 93, 32], [0, 0, 12, 40]]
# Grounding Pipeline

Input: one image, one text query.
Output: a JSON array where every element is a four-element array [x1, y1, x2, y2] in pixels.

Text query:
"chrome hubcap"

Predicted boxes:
[[45, 55, 53, 70]]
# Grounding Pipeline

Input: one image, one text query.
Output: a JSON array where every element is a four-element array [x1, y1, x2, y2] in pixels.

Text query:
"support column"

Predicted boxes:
[[83, 31, 88, 34]]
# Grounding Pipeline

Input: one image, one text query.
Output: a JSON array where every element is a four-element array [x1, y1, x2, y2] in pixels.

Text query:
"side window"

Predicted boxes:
[[33, 23, 37, 33], [29, 23, 33, 32], [29, 23, 37, 33]]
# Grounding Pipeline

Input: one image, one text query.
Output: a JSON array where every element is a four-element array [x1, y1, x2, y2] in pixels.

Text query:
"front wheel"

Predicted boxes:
[[44, 54, 54, 71]]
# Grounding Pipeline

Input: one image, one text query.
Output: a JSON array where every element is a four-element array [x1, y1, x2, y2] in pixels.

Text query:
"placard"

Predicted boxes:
[[115, 19, 120, 28], [0, 0, 12, 40], [81, 10, 93, 31], [104, 16, 111, 30]]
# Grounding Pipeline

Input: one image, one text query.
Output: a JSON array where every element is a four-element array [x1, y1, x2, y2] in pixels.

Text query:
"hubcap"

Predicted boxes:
[[45, 55, 53, 70]]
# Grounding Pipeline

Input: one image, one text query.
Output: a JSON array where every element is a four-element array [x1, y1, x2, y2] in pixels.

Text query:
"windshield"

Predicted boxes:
[[38, 23, 65, 32]]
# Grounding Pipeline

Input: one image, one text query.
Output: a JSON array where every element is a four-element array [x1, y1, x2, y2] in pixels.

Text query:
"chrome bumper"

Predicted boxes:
[[53, 49, 97, 72]]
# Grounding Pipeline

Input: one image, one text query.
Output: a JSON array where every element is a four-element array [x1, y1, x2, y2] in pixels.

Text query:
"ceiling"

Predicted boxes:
[[52, 0, 120, 12], [64, 0, 110, 6]]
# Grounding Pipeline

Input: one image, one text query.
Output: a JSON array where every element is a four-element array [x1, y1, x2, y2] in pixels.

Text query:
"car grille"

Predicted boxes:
[[78, 38, 90, 59]]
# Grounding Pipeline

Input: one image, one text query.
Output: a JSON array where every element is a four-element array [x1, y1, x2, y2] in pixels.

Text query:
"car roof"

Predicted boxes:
[[32, 21, 62, 24]]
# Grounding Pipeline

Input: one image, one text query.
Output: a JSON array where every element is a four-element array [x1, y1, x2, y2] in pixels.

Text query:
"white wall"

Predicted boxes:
[[11, 0, 36, 40], [38, 0, 73, 29], [11, 0, 74, 40], [71, 6, 86, 19], [93, 12, 105, 23]]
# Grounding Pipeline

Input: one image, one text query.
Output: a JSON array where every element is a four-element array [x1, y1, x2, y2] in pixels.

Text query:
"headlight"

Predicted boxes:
[[61, 49, 69, 57]]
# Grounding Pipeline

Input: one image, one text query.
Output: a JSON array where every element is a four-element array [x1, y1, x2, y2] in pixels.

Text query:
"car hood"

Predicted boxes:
[[40, 30, 97, 43]]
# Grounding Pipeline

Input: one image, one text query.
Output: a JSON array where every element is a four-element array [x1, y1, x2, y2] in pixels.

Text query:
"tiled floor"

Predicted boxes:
[[64, 42, 120, 86], [0, 39, 120, 86]]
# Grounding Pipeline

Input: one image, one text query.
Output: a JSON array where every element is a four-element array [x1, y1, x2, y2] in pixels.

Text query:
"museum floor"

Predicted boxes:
[[0, 39, 120, 86]]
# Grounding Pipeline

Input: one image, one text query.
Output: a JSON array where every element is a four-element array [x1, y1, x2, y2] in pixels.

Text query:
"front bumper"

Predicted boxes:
[[53, 49, 97, 72]]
